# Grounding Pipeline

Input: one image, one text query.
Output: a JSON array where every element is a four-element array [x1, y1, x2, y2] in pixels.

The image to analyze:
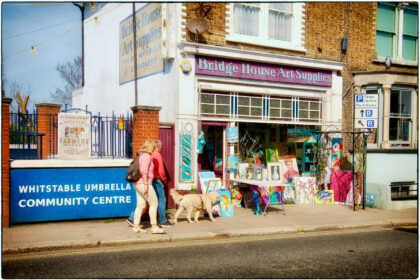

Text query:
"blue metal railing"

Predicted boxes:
[[9, 112, 45, 159], [9, 109, 132, 160]]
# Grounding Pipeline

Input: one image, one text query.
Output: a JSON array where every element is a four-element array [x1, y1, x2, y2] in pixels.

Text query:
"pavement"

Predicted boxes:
[[2, 204, 417, 255]]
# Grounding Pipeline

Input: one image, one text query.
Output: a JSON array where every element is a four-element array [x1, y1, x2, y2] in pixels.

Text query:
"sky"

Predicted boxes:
[[1, 1, 82, 111]]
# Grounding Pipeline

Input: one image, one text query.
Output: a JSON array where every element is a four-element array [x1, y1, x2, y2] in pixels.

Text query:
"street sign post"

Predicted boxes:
[[354, 94, 379, 129]]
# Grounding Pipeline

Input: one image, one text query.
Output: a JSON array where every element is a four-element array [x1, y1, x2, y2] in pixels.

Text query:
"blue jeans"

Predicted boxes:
[[129, 178, 168, 224]]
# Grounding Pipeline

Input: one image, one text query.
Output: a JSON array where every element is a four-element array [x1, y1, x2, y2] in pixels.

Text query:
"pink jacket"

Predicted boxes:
[[136, 153, 154, 185]]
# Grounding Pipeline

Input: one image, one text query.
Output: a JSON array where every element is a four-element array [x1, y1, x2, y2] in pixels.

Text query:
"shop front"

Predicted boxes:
[[176, 44, 344, 196]]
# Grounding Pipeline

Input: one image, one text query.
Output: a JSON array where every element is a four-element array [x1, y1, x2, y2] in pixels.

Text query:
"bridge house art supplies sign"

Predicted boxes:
[[10, 168, 136, 223], [196, 56, 332, 87], [58, 113, 91, 159]]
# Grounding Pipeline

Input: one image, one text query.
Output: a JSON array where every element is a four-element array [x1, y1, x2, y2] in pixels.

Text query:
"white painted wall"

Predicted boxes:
[[366, 152, 417, 209], [73, 3, 179, 123]]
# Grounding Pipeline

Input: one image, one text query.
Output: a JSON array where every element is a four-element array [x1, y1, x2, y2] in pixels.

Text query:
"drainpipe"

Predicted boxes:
[[73, 3, 85, 87], [132, 3, 138, 106]]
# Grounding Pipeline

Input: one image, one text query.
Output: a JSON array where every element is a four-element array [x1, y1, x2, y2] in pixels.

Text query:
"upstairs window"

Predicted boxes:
[[376, 3, 418, 64], [227, 3, 304, 51]]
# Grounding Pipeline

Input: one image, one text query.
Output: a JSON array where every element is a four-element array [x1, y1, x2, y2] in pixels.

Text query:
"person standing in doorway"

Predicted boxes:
[[151, 140, 172, 228]]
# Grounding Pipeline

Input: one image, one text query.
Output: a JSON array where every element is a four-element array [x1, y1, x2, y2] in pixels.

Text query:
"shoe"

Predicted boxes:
[[132, 227, 146, 233], [159, 221, 173, 228], [126, 219, 134, 227], [151, 227, 166, 234]]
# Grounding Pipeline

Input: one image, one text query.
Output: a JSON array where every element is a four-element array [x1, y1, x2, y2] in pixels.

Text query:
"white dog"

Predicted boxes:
[[170, 189, 220, 224]]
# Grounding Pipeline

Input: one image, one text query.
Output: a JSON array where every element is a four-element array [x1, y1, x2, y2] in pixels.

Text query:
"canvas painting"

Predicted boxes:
[[227, 127, 239, 143], [295, 177, 317, 204], [280, 157, 299, 183], [283, 183, 296, 204], [266, 148, 279, 163], [267, 163, 283, 182], [314, 190, 334, 204], [207, 179, 223, 193], [331, 138, 343, 171], [238, 163, 248, 179], [198, 172, 216, 194], [227, 155, 238, 172], [365, 192, 376, 207], [219, 190, 234, 217]]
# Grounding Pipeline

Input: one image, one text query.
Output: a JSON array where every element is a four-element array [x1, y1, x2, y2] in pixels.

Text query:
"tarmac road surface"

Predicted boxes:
[[2, 226, 418, 279]]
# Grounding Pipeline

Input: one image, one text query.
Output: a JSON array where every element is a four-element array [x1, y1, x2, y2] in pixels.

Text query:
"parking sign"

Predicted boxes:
[[354, 94, 378, 128]]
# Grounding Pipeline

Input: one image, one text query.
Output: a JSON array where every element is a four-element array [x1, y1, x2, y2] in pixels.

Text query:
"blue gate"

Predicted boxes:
[[9, 112, 44, 159]]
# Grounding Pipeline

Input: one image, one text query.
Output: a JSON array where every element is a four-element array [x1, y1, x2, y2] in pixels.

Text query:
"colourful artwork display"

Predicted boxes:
[[180, 134, 193, 182], [238, 163, 248, 179], [227, 127, 239, 143], [198, 171, 216, 193], [231, 188, 243, 208], [219, 190, 233, 217], [266, 148, 279, 162], [295, 177, 317, 204], [330, 170, 354, 205], [280, 157, 299, 183], [331, 138, 343, 170], [227, 155, 238, 172], [283, 183, 296, 204], [268, 163, 283, 182], [314, 190, 334, 204], [365, 192, 376, 207]]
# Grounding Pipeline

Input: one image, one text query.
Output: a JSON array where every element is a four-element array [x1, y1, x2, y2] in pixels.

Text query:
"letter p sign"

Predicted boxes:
[[356, 95, 364, 103]]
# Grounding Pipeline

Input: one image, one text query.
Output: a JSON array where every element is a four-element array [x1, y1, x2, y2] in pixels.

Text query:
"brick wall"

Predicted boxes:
[[35, 103, 62, 159], [2, 98, 12, 227], [131, 106, 161, 157], [182, 2, 418, 149]]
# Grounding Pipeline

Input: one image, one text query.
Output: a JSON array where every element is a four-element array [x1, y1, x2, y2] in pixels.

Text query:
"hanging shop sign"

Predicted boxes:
[[195, 56, 332, 87], [354, 94, 379, 129], [10, 168, 135, 223], [119, 3, 163, 84]]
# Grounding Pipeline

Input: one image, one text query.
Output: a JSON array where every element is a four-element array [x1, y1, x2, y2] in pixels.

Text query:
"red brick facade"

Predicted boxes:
[[35, 103, 62, 159], [131, 106, 161, 157], [2, 98, 12, 227]]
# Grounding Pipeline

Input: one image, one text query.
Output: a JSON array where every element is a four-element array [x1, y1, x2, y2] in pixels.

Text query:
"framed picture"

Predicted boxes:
[[266, 148, 279, 163], [219, 190, 234, 217], [254, 166, 263, 181], [238, 163, 248, 179], [245, 166, 255, 180], [267, 162, 283, 182]]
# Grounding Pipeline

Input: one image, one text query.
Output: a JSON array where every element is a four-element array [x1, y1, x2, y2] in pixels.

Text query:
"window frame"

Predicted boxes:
[[376, 2, 418, 64], [226, 3, 305, 52], [388, 86, 415, 147]]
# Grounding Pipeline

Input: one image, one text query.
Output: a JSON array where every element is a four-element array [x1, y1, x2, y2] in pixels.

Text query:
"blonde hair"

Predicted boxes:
[[139, 139, 156, 154]]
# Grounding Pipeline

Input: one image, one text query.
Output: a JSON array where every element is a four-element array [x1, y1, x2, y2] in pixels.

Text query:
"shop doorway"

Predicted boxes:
[[198, 122, 227, 180]]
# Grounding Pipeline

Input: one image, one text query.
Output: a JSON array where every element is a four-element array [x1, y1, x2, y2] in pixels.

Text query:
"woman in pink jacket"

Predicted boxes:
[[132, 140, 166, 234]]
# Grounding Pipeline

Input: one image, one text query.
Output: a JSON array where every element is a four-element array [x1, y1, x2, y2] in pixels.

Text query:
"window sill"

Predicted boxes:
[[373, 57, 418, 67], [226, 34, 306, 53]]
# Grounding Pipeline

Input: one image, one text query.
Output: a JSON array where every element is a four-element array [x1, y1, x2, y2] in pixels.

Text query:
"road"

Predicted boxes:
[[2, 226, 417, 278]]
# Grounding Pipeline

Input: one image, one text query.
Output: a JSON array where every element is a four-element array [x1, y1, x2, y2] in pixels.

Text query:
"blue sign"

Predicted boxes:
[[355, 95, 364, 102], [367, 120, 375, 127], [10, 168, 136, 223], [365, 109, 373, 117]]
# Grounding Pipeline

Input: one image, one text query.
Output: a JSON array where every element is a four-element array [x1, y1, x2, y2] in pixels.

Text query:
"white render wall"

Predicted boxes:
[[73, 3, 179, 123]]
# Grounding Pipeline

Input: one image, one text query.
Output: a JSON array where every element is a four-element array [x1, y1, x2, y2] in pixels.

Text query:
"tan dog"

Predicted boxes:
[[170, 189, 220, 224]]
